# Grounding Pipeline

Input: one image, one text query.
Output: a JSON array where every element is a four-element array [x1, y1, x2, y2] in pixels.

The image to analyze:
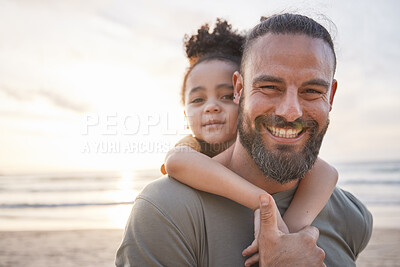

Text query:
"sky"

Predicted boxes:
[[0, 0, 399, 174]]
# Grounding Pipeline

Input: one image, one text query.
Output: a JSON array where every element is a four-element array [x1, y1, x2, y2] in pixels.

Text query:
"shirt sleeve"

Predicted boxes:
[[174, 135, 201, 151], [115, 197, 198, 267], [344, 191, 373, 256]]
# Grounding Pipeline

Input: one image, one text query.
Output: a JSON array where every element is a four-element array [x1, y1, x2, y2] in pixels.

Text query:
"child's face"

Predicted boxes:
[[184, 60, 239, 145]]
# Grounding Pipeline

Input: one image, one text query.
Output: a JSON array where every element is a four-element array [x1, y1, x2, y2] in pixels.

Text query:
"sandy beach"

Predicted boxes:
[[0, 227, 398, 267]]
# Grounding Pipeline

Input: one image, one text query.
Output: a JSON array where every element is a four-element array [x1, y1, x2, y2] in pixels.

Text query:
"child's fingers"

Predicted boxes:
[[244, 252, 259, 267], [253, 208, 260, 237], [241, 239, 258, 256]]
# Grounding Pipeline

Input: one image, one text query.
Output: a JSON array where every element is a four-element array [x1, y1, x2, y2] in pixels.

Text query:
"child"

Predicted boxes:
[[162, 19, 338, 266]]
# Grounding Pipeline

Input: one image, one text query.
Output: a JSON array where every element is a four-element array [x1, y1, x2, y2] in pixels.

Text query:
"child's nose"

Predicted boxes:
[[204, 100, 221, 113]]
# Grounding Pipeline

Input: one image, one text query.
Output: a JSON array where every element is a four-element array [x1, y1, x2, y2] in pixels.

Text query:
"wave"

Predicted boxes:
[[361, 200, 400, 205], [0, 201, 134, 209], [0, 187, 136, 193], [1, 180, 398, 194], [1, 198, 400, 209], [339, 180, 400, 185]]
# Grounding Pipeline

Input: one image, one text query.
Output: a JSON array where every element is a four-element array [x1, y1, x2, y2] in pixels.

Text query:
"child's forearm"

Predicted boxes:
[[283, 158, 338, 233], [164, 146, 265, 210]]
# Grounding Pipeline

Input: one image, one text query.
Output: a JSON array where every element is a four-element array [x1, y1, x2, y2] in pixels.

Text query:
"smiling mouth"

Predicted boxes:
[[266, 126, 304, 139]]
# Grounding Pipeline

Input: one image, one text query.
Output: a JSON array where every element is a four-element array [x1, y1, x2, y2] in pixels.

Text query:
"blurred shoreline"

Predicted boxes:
[[0, 227, 398, 267], [0, 161, 399, 231]]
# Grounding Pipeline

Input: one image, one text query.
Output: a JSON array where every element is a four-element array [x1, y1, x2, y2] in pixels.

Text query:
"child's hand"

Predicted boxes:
[[242, 204, 289, 266]]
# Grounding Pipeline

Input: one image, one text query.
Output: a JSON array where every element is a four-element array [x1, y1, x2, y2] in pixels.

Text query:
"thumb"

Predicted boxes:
[[259, 194, 278, 232]]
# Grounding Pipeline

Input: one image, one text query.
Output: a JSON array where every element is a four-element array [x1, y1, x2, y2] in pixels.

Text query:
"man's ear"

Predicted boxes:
[[329, 79, 338, 111], [233, 71, 243, 105]]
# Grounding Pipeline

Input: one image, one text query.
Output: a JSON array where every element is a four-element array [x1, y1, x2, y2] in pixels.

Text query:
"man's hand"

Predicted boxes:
[[258, 194, 326, 267]]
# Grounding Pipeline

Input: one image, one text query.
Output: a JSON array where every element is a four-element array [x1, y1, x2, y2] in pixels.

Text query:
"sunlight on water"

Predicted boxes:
[[104, 171, 138, 228], [106, 204, 134, 229], [0, 171, 147, 230], [117, 171, 136, 199]]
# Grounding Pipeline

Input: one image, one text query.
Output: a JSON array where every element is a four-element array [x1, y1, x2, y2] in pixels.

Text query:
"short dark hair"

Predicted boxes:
[[241, 13, 337, 75]]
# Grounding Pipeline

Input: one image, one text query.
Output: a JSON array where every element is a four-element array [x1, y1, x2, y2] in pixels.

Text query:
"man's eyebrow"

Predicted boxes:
[[301, 79, 330, 90], [216, 83, 234, 90], [252, 75, 285, 85]]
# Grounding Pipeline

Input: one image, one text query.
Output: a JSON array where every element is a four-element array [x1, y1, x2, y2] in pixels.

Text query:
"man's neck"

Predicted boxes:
[[214, 136, 298, 194]]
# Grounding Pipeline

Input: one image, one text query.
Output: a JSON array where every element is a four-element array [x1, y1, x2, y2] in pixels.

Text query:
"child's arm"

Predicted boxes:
[[161, 135, 201, 175], [283, 158, 338, 233], [165, 145, 265, 211]]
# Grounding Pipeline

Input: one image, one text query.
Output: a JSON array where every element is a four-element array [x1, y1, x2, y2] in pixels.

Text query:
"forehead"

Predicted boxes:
[[245, 34, 335, 81], [186, 60, 237, 89]]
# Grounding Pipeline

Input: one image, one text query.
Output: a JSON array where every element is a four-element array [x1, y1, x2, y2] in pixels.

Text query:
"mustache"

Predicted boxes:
[[254, 114, 318, 132]]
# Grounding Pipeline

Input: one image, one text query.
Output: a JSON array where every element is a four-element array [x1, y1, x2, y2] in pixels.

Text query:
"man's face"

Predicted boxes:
[[235, 34, 337, 184]]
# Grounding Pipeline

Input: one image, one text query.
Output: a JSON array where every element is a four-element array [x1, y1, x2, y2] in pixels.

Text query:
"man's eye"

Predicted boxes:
[[221, 94, 234, 100], [260, 85, 279, 90], [259, 85, 281, 94], [304, 89, 322, 94], [302, 89, 324, 100]]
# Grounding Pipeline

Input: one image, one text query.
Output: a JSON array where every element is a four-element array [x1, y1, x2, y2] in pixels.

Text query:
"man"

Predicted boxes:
[[116, 14, 372, 266]]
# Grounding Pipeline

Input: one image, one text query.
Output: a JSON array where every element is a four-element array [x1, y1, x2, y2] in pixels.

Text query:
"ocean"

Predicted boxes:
[[0, 161, 399, 231]]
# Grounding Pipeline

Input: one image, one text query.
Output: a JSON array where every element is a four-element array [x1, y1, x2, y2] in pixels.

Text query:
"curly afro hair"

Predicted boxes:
[[184, 18, 244, 66], [181, 18, 245, 104]]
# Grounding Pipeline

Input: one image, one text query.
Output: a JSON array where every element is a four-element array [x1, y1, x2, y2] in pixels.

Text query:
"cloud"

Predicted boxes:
[[36, 89, 90, 113], [0, 85, 90, 113], [0, 85, 33, 101]]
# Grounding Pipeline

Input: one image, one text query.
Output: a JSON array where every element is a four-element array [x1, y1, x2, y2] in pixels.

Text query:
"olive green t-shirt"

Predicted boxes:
[[116, 176, 372, 267]]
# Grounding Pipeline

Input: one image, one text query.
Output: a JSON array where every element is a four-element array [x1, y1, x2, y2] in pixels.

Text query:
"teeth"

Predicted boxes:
[[267, 126, 302, 138]]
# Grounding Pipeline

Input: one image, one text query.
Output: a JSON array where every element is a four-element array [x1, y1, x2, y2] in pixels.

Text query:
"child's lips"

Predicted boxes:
[[202, 120, 225, 131], [203, 120, 224, 127]]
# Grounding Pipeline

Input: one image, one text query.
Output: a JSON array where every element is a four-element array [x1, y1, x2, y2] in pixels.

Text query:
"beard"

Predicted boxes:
[[237, 98, 329, 184]]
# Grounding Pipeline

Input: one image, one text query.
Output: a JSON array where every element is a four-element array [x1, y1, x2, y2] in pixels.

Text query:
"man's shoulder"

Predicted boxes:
[[325, 187, 373, 233], [316, 186, 373, 261], [330, 187, 372, 223], [139, 175, 201, 200], [117, 176, 208, 267], [135, 175, 205, 218]]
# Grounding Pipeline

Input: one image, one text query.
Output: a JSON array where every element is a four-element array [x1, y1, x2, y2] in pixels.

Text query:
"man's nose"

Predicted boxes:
[[275, 89, 302, 122], [204, 99, 221, 113]]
